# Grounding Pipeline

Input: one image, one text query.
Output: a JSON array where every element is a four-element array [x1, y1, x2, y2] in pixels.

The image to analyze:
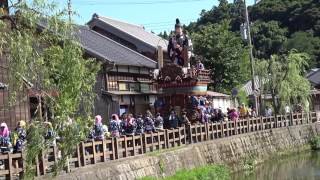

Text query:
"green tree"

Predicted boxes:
[[192, 20, 250, 94], [187, 0, 245, 32], [158, 31, 169, 39], [286, 31, 320, 67], [251, 20, 288, 59], [0, 0, 100, 178], [250, 0, 320, 35], [256, 50, 311, 113]]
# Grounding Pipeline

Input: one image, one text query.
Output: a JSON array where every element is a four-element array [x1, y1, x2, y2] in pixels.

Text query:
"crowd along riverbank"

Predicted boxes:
[[50, 113, 319, 180]]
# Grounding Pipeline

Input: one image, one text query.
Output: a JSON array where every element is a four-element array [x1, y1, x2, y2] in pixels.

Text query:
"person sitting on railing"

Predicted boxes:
[[124, 114, 136, 136], [217, 108, 225, 122], [226, 108, 232, 120], [144, 111, 155, 133], [0, 123, 12, 153], [12, 120, 27, 152], [43, 121, 57, 146], [265, 106, 273, 117], [135, 114, 144, 135], [251, 108, 257, 118], [168, 109, 179, 129], [120, 113, 128, 136], [239, 103, 248, 119], [230, 109, 239, 122], [154, 113, 164, 131], [91, 115, 105, 140], [204, 102, 214, 121], [285, 105, 291, 114], [109, 114, 122, 138], [180, 110, 190, 126]]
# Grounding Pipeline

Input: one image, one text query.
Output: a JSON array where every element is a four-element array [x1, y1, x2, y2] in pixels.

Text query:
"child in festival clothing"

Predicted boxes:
[[44, 122, 57, 146], [0, 123, 12, 153], [109, 114, 121, 138], [120, 114, 128, 135], [12, 120, 27, 152], [144, 112, 155, 133], [168, 109, 179, 128], [230, 109, 239, 122], [154, 113, 164, 130], [180, 111, 190, 126], [92, 115, 105, 140], [135, 114, 144, 135], [125, 114, 136, 135]]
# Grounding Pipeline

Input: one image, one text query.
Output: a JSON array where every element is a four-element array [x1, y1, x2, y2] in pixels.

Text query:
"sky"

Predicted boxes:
[[63, 0, 255, 33]]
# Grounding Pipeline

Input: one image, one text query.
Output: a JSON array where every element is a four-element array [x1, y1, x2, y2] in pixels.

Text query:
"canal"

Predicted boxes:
[[233, 151, 320, 180]]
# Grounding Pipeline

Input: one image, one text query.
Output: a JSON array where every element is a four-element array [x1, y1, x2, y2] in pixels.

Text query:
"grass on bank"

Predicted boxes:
[[310, 135, 320, 150], [139, 165, 230, 180]]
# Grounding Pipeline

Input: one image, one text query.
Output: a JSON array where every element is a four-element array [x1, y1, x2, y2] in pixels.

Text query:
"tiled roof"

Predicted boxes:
[[307, 68, 320, 86], [242, 76, 262, 96], [74, 26, 157, 68], [88, 14, 168, 51], [207, 91, 230, 97]]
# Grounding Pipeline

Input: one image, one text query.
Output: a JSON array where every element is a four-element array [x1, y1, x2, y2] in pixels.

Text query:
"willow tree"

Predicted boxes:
[[256, 50, 311, 114], [0, 0, 99, 178]]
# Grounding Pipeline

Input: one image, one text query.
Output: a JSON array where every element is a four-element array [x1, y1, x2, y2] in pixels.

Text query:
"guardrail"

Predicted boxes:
[[1, 112, 318, 179]]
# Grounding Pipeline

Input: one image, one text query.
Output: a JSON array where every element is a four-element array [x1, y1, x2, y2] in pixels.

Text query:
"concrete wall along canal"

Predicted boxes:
[[53, 113, 320, 180]]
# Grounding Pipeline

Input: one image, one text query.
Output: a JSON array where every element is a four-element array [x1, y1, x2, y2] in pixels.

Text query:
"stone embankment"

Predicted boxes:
[[54, 123, 320, 180]]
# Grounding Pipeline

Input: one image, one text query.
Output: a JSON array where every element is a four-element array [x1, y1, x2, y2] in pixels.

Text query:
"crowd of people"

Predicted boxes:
[[0, 121, 26, 153], [87, 103, 261, 141], [0, 102, 303, 154]]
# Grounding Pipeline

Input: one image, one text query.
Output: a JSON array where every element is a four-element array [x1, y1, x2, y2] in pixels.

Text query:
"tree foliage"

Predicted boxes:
[[256, 50, 311, 113], [191, 20, 250, 94], [187, 0, 320, 68], [187, 0, 245, 32], [285, 31, 320, 67], [251, 20, 288, 59], [0, 0, 100, 178], [250, 0, 320, 35], [158, 30, 169, 39]]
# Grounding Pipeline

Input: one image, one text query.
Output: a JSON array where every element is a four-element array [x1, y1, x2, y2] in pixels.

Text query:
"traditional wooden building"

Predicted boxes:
[[0, 54, 30, 129], [74, 26, 157, 121], [0, 1, 30, 129], [87, 13, 168, 62], [307, 69, 320, 112]]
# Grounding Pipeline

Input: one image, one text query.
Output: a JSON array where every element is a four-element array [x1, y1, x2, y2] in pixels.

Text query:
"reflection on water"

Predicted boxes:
[[232, 151, 320, 180]]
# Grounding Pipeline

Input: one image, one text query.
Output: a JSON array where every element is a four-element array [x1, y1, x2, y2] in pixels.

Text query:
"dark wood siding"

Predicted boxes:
[[0, 54, 30, 129], [93, 70, 119, 123]]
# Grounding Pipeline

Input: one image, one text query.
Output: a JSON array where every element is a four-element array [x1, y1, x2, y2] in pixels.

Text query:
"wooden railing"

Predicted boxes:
[[1, 112, 318, 179]]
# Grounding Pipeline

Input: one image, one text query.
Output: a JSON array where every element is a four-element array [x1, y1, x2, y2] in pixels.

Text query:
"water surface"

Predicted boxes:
[[232, 151, 320, 180]]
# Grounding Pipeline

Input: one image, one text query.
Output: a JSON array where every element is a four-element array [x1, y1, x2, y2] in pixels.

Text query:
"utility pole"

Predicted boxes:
[[243, 0, 258, 114], [67, 0, 72, 23]]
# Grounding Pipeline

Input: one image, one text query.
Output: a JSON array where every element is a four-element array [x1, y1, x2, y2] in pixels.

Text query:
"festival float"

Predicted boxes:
[[154, 19, 211, 123]]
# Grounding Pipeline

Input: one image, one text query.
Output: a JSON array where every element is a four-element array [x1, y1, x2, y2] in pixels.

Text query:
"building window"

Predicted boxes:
[[107, 81, 117, 91], [129, 83, 139, 91], [117, 66, 129, 73], [140, 83, 150, 92], [119, 83, 129, 91], [140, 68, 149, 74], [129, 66, 139, 74]]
